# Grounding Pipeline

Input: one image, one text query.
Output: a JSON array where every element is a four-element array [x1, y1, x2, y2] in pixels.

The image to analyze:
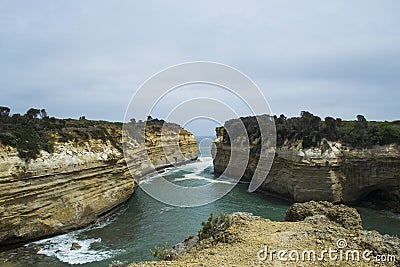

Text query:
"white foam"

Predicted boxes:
[[139, 165, 183, 185], [88, 206, 128, 230], [159, 206, 174, 214], [171, 157, 236, 185], [32, 232, 123, 265], [139, 157, 214, 185], [26, 206, 127, 265], [173, 175, 234, 184], [140, 157, 233, 186], [139, 172, 162, 185]]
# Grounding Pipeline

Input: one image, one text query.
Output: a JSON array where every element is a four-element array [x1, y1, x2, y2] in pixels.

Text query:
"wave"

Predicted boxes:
[[159, 206, 175, 214], [26, 206, 128, 264], [139, 157, 214, 185], [172, 175, 235, 184], [31, 233, 123, 265]]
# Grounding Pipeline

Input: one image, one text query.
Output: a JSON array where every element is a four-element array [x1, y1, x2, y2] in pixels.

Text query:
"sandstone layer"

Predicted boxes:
[[128, 202, 399, 267], [0, 126, 198, 246], [213, 126, 400, 203]]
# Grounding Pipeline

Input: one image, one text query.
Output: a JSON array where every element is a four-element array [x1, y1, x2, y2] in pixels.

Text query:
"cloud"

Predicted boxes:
[[0, 0, 399, 134]]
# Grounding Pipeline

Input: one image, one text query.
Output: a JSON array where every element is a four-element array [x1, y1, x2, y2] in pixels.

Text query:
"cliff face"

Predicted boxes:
[[0, 126, 198, 246], [213, 126, 400, 203]]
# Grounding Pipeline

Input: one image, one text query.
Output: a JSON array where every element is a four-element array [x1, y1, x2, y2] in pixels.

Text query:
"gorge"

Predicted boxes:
[[0, 110, 399, 266], [0, 114, 198, 247]]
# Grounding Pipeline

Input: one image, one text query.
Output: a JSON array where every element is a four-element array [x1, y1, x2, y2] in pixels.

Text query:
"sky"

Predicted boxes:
[[1, 0, 399, 135]]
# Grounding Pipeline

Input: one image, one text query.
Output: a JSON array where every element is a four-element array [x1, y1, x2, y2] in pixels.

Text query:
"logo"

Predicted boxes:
[[257, 239, 396, 263]]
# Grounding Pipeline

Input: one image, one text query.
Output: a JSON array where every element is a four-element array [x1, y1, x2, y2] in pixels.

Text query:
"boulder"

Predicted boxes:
[[70, 242, 82, 250], [285, 201, 363, 230]]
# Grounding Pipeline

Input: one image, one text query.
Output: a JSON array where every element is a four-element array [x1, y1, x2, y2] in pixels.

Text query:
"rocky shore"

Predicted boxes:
[[128, 201, 399, 267], [0, 122, 198, 247]]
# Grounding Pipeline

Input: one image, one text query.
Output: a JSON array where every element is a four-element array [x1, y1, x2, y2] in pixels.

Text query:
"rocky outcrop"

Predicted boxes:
[[129, 204, 400, 267], [285, 201, 363, 230], [0, 126, 198, 246], [213, 125, 400, 204]]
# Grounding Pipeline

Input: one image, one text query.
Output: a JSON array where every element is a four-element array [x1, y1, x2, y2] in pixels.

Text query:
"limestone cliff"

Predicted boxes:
[[0, 124, 198, 246], [213, 118, 400, 204]]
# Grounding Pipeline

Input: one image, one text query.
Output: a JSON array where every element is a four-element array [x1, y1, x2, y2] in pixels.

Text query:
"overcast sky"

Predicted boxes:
[[1, 1, 399, 135]]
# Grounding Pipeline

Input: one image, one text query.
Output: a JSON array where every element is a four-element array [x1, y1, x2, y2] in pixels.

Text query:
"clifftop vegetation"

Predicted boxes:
[[0, 106, 124, 160], [274, 111, 400, 148], [220, 111, 400, 149], [0, 106, 182, 161]]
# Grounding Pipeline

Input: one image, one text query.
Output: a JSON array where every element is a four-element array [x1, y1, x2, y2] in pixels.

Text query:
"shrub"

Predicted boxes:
[[198, 212, 233, 241], [221, 112, 400, 149], [0, 132, 16, 146], [150, 242, 177, 261], [0, 107, 129, 160]]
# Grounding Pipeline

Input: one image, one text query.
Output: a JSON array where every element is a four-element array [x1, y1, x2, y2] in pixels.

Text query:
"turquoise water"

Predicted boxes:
[[1, 136, 399, 266]]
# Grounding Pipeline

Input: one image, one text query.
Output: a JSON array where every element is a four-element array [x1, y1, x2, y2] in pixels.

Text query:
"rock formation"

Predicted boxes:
[[213, 116, 400, 204], [0, 123, 198, 247], [285, 201, 363, 230], [128, 203, 400, 266]]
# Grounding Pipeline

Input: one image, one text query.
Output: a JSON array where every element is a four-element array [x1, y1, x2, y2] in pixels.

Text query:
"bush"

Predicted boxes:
[[0, 106, 133, 160], [0, 132, 16, 146], [220, 112, 400, 149], [198, 212, 233, 241], [150, 242, 177, 261]]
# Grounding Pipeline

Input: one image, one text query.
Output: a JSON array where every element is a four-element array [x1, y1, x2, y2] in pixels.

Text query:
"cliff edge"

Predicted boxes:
[[0, 112, 198, 247], [128, 202, 399, 267], [213, 114, 400, 205]]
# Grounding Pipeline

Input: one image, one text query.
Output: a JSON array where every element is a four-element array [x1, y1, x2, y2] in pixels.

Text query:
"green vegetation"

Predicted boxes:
[[222, 111, 400, 149], [0, 106, 124, 160], [123, 117, 183, 142], [0, 106, 186, 161], [150, 212, 234, 261], [274, 111, 400, 148], [150, 242, 176, 261], [198, 212, 233, 241]]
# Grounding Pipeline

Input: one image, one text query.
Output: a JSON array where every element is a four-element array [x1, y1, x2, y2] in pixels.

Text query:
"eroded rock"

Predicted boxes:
[[285, 201, 363, 230], [213, 120, 400, 204], [0, 126, 198, 246], [70, 242, 81, 250], [128, 207, 399, 267]]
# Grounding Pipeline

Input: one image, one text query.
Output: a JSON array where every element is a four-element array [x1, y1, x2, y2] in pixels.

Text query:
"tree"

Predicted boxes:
[[324, 116, 336, 139], [300, 111, 313, 119], [147, 115, 153, 121], [356, 114, 368, 129], [40, 109, 48, 119], [299, 111, 320, 129], [357, 115, 367, 122], [275, 114, 286, 125], [309, 115, 321, 129], [0, 106, 10, 118], [335, 118, 342, 127], [25, 108, 41, 119]]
